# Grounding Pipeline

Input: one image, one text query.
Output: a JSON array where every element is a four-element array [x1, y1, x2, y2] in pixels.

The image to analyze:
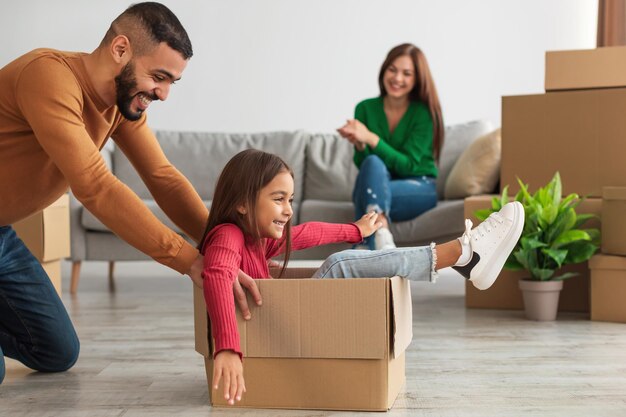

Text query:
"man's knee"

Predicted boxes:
[[37, 334, 80, 373]]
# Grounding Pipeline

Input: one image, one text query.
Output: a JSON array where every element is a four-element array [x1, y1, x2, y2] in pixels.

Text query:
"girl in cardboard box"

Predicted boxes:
[[199, 149, 524, 405]]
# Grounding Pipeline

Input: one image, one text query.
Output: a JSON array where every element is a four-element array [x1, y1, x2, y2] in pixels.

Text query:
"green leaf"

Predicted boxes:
[[551, 172, 562, 206], [530, 267, 555, 281], [521, 236, 547, 250], [541, 248, 568, 268], [552, 272, 579, 281], [474, 209, 493, 222], [499, 185, 509, 207], [563, 241, 598, 264], [540, 204, 559, 226], [573, 214, 596, 229], [554, 230, 591, 247]]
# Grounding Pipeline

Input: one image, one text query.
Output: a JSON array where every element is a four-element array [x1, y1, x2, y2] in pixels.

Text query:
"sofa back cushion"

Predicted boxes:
[[303, 133, 358, 201], [113, 131, 309, 204], [437, 120, 494, 199]]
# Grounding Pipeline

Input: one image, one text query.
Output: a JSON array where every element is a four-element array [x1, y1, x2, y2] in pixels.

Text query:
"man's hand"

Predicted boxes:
[[234, 270, 262, 320], [213, 350, 245, 405], [188, 254, 262, 320], [354, 211, 383, 238]]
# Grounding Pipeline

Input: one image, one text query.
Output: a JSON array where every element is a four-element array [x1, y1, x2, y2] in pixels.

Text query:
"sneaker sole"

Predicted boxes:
[[470, 201, 525, 290]]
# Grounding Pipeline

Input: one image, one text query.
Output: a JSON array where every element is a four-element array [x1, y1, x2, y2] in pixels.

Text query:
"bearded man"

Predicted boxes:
[[0, 2, 260, 384]]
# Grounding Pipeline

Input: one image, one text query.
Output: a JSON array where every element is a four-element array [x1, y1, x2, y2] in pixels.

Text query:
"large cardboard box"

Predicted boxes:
[[545, 46, 626, 91], [501, 89, 626, 197], [41, 260, 62, 296], [194, 267, 413, 411], [589, 254, 626, 323], [464, 195, 601, 312], [601, 187, 626, 256], [12, 194, 70, 262]]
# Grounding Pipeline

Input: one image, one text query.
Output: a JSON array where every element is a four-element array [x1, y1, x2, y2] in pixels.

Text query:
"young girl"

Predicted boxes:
[[200, 149, 524, 405], [338, 43, 444, 251]]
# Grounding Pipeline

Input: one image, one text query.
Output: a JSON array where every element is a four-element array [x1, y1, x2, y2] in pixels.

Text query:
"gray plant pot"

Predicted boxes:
[[518, 279, 564, 321]]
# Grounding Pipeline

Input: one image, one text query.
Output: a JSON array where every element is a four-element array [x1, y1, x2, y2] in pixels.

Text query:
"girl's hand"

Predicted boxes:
[[337, 119, 379, 149], [213, 350, 246, 405], [355, 212, 383, 238]]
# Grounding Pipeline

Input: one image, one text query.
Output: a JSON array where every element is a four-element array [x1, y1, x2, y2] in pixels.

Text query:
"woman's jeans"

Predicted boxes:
[[0, 226, 80, 384], [313, 245, 438, 283], [353, 155, 437, 249]]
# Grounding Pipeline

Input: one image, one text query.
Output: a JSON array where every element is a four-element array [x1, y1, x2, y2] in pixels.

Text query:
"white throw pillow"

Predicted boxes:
[[444, 128, 501, 199]]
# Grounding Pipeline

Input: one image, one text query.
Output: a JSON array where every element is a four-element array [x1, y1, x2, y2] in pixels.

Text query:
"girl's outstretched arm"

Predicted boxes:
[[264, 214, 381, 259]]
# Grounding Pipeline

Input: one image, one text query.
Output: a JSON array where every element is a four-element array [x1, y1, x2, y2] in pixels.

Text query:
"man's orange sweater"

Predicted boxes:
[[0, 49, 208, 274]]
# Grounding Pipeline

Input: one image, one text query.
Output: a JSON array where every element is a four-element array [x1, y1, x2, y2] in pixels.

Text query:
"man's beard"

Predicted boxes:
[[114, 61, 143, 121]]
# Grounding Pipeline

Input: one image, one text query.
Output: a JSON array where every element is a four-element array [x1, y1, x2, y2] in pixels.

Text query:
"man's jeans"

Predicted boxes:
[[0, 226, 79, 384], [313, 245, 438, 283], [353, 155, 437, 249]]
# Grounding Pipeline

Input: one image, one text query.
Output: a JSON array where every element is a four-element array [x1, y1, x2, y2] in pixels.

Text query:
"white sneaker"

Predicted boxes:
[[453, 201, 525, 290], [374, 227, 396, 250]]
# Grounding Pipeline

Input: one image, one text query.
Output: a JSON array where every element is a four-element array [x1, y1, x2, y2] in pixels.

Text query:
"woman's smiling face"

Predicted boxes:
[[383, 55, 415, 100]]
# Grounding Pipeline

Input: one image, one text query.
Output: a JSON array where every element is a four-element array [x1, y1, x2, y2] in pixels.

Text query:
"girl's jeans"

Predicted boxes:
[[352, 155, 437, 249], [313, 245, 438, 283], [0, 226, 80, 384]]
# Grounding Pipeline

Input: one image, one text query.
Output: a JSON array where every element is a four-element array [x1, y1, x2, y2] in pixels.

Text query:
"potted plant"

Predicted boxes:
[[475, 172, 600, 321]]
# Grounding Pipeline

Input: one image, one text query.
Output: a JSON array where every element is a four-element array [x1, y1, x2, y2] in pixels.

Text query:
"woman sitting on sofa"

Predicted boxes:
[[337, 43, 444, 250]]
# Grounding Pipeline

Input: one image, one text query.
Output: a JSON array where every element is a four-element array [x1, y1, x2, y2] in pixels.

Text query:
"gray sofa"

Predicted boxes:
[[69, 120, 494, 290]]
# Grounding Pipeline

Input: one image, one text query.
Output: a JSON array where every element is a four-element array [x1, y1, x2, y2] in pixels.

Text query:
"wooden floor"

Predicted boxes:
[[2, 261, 626, 416]]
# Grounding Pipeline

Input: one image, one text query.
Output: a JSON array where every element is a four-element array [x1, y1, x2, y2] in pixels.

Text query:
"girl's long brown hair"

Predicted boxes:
[[378, 43, 444, 163], [198, 149, 294, 277]]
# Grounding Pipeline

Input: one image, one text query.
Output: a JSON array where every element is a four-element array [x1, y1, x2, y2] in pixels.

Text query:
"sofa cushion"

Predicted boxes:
[[390, 200, 465, 245], [436, 120, 494, 199], [81, 200, 301, 234], [444, 128, 501, 199], [113, 131, 309, 205], [80, 199, 211, 233], [303, 133, 358, 201], [298, 199, 355, 224]]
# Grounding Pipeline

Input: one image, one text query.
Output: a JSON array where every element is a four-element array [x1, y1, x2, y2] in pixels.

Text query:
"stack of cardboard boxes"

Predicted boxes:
[[466, 45, 626, 316], [590, 186, 626, 323], [12, 194, 70, 296]]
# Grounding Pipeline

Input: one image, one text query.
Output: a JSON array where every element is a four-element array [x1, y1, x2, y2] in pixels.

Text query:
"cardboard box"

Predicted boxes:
[[13, 194, 70, 262], [194, 267, 413, 411], [601, 187, 626, 256], [589, 254, 626, 323], [41, 260, 62, 297], [545, 46, 626, 91], [464, 195, 601, 312], [501, 89, 626, 197]]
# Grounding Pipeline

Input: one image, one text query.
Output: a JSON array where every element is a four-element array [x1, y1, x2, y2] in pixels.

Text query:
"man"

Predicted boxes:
[[0, 2, 260, 384]]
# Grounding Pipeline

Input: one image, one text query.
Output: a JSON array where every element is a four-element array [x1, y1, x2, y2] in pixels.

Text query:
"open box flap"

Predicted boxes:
[[390, 276, 413, 358]]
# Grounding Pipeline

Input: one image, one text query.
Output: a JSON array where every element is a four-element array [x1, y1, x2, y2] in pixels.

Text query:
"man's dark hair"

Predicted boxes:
[[102, 2, 193, 59]]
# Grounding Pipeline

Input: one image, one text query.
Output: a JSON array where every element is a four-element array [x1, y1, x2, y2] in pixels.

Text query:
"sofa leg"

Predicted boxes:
[[108, 261, 116, 292], [70, 261, 81, 294]]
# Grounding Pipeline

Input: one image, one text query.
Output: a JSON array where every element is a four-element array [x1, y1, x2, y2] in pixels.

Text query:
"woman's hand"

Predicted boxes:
[[337, 119, 379, 150], [354, 212, 383, 238], [213, 350, 246, 405]]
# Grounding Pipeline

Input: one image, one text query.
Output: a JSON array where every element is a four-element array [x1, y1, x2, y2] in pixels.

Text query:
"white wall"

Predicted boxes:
[[0, 0, 597, 133]]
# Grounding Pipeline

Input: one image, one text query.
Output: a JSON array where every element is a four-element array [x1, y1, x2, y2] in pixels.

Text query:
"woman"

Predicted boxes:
[[338, 43, 444, 250]]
